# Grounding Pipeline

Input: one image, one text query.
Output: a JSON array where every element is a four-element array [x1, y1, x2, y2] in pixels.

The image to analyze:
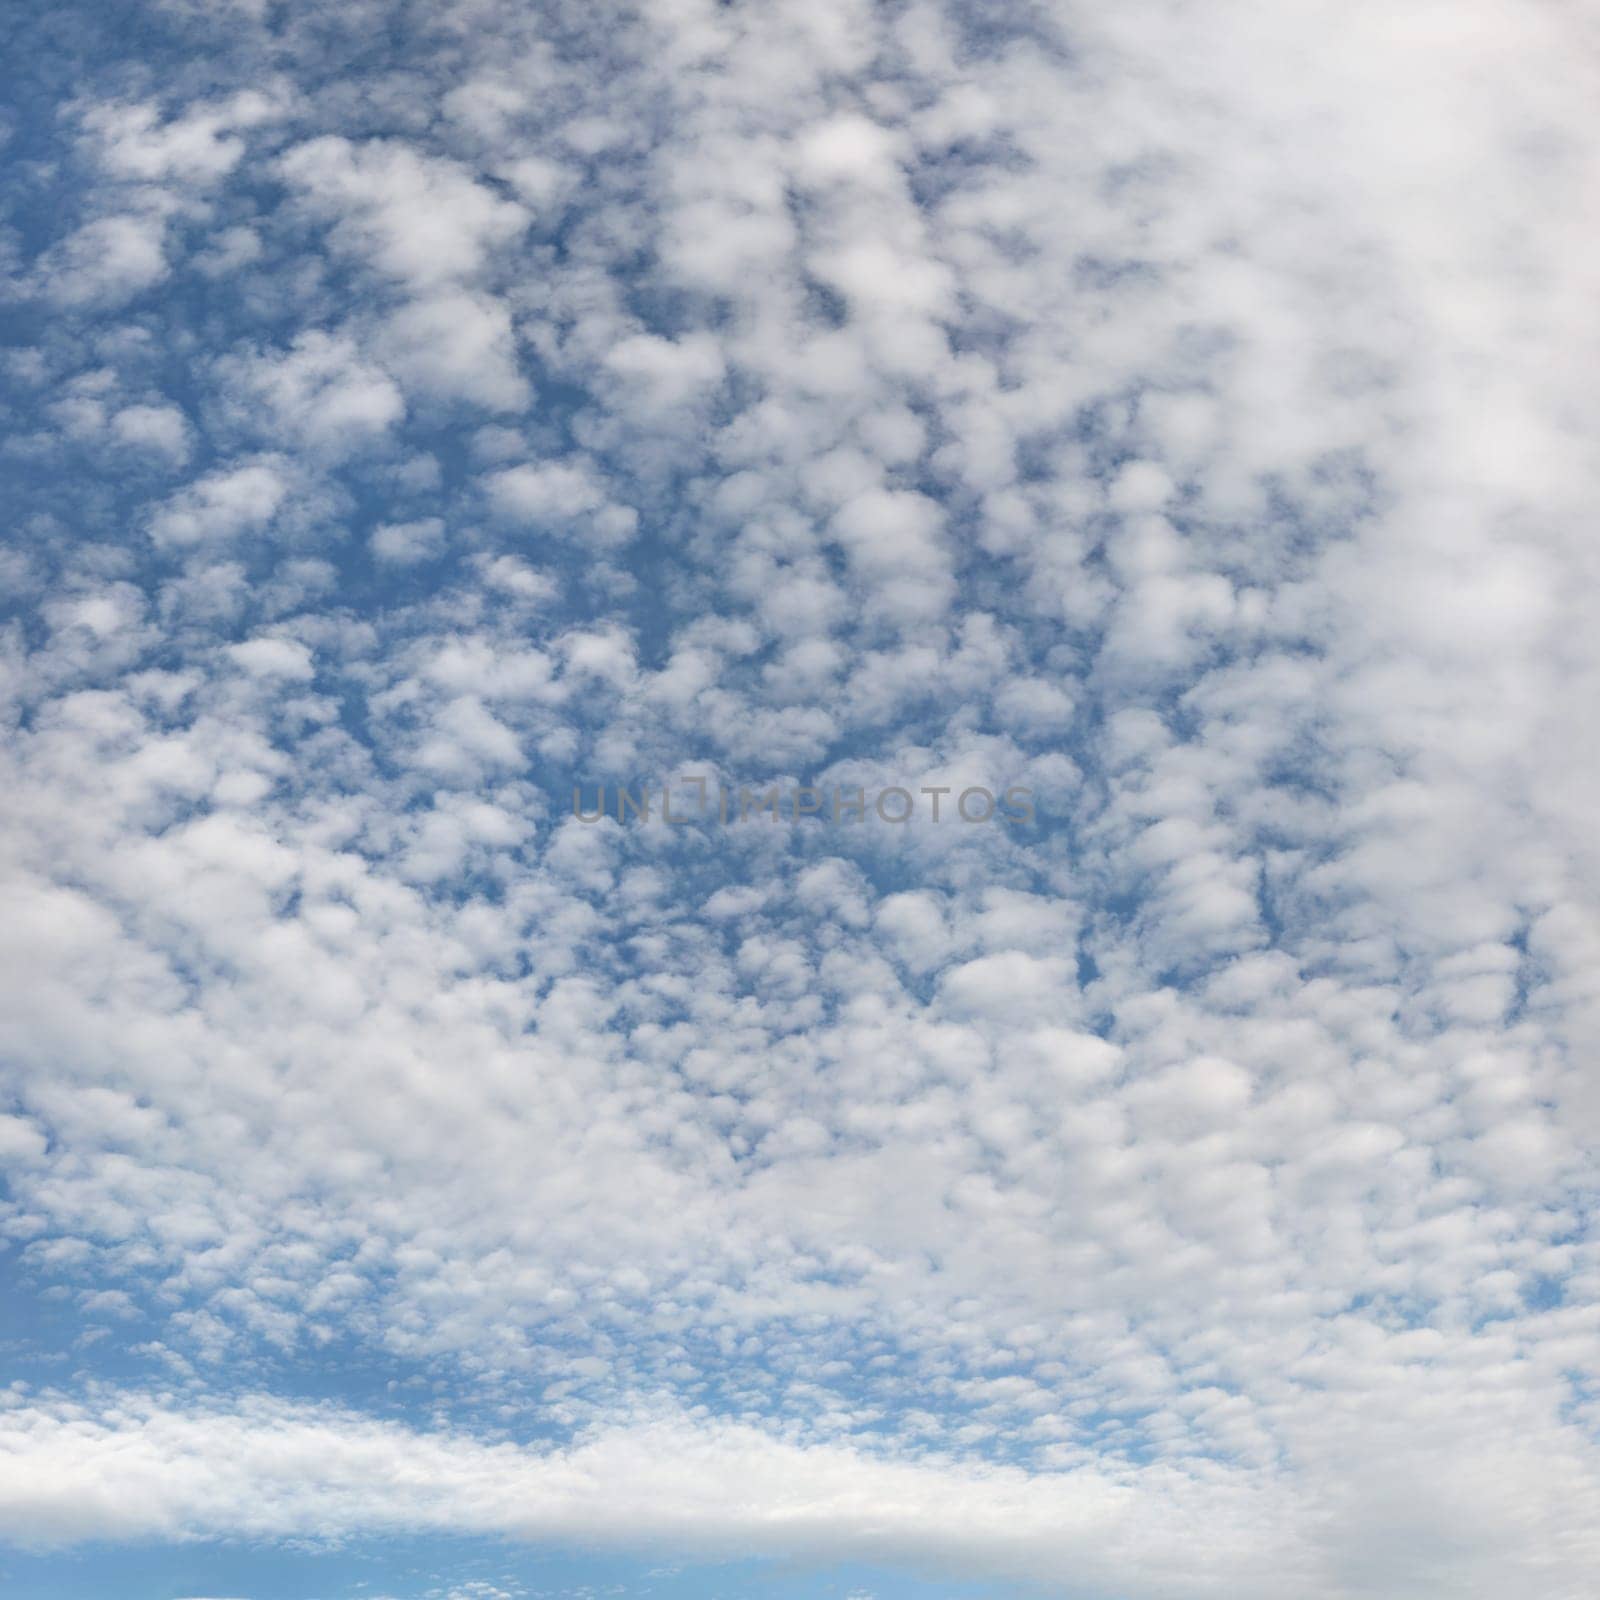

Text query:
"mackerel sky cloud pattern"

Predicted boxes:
[[1, 3, 1599, 1598]]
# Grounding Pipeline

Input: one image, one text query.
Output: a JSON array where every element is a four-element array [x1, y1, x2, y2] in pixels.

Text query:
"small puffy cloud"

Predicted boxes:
[[111, 403, 192, 464], [830, 488, 952, 619], [474, 554, 556, 603], [370, 517, 446, 565], [603, 332, 726, 412], [1108, 460, 1177, 513], [415, 695, 524, 774], [0, 1113, 49, 1167], [379, 289, 530, 411], [82, 90, 286, 185], [148, 460, 287, 546], [278, 136, 529, 287], [560, 625, 637, 688], [43, 215, 167, 308], [811, 239, 956, 319], [194, 225, 263, 278], [703, 885, 769, 919], [499, 153, 575, 211], [994, 677, 1075, 733], [442, 74, 533, 143], [830, 489, 945, 577], [792, 113, 904, 188], [218, 331, 404, 452], [226, 637, 314, 680], [79, 1288, 141, 1321], [938, 952, 1079, 1021], [487, 460, 637, 546]]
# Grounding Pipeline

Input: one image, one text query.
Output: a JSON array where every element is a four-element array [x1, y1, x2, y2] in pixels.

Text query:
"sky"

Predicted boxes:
[[1, 1, 1598, 1597]]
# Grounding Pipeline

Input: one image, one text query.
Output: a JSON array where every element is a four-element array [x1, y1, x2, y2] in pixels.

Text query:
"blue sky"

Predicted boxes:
[[2, 1, 1599, 1597], [1, 1541, 1021, 1600]]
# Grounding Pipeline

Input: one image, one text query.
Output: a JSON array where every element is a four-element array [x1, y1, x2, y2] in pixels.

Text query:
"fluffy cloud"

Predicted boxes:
[[147, 460, 289, 545], [10, 1389, 1593, 1600], [277, 137, 530, 289], [41, 214, 169, 307], [3, 0, 1598, 1596]]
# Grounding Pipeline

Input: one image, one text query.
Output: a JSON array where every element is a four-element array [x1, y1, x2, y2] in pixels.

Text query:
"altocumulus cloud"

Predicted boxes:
[[0, 1, 1598, 1599]]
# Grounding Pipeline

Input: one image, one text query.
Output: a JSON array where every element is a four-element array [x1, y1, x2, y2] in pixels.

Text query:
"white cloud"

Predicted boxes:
[[226, 636, 314, 680], [0, 1394, 1346, 1596], [6, 0, 1600, 1594], [487, 460, 637, 545], [148, 460, 288, 545], [83, 90, 287, 185], [218, 331, 404, 452], [43, 215, 168, 307], [2, 1388, 1594, 1599], [112, 402, 193, 464], [278, 137, 529, 289], [379, 289, 530, 411], [371, 517, 447, 565]]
